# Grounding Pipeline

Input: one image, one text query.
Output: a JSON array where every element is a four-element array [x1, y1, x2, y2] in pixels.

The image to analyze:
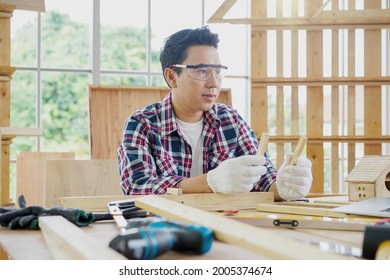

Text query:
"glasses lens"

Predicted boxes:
[[189, 66, 226, 81]]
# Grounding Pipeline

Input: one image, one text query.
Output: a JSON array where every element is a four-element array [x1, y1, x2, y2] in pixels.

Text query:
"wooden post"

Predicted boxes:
[[331, 0, 340, 193], [276, 0, 284, 167], [306, 0, 324, 193], [250, 0, 268, 138], [348, 0, 356, 173], [364, 0, 382, 155], [0, 3, 15, 205]]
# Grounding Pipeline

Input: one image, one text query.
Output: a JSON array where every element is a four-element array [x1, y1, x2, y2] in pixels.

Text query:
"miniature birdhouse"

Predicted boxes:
[[345, 156, 390, 201]]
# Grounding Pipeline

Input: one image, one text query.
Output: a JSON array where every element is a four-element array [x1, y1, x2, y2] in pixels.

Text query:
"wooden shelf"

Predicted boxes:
[[252, 76, 390, 87], [262, 135, 390, 144], [208, 0, 390, 30], [0, 127, 42, 138], [0, 65, 16, 77]]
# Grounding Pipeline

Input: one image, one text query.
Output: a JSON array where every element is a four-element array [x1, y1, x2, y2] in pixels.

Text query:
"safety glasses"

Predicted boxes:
[[171, 64, 228, 81]]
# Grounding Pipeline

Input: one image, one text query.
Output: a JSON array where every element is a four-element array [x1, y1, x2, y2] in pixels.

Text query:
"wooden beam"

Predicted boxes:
[[207, 0, 237, 23], [252, 76, 390, 86], [0, 127, 42, 137], [331, 2, 340, 193], [134, 195, 352, 259], [39, 216, 126, 260], [264, 135, 390, 144]]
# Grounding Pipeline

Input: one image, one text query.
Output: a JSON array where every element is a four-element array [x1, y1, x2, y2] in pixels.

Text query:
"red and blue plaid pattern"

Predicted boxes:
[[117, 92, 277, 195]]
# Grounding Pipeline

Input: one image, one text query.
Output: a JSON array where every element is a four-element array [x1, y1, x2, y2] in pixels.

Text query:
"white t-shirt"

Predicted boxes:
[[175, 118, 204, 177]]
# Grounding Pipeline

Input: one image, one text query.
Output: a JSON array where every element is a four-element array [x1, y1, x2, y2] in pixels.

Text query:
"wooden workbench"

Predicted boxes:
[[0, 208, 366, 260], [0, 220, 268, 260]]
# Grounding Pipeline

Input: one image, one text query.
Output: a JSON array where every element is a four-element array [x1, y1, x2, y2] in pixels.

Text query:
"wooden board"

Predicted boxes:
[[134, 195, 352, 259], [159, 192, 274, 211], [89, 85, 232, 160], [59, 192, 274, 212], [45, 159, 123, 207], [16, 151, 75, 207], [39, 216, 126, 260]]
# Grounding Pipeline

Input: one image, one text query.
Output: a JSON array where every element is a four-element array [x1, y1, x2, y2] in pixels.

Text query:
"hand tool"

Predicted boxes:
[[107, 199, 148, 230], [108, 216, 214, 260]]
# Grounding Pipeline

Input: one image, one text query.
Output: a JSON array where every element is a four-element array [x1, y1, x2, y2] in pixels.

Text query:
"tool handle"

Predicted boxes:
[[289, 136, 307, 165], [257, 133, 270, 156]]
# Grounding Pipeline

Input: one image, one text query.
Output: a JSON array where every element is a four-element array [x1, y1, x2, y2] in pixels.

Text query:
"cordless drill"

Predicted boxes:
[[108, 217, 214, 260]]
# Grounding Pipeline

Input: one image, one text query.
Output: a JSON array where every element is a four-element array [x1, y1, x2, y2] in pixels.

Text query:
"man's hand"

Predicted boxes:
[[207, 155, 267, 194], [276, 153, 313, 200]]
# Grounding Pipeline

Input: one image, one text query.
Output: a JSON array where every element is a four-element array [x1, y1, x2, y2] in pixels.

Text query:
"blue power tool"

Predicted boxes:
[[109, 217, 214, 260]]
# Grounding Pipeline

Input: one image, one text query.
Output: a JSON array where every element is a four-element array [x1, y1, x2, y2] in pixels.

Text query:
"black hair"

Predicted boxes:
[[159, 26, 220, 84]]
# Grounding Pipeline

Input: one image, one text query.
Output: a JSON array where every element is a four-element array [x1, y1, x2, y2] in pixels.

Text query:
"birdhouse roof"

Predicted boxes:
[[345, 156, 390, 183]]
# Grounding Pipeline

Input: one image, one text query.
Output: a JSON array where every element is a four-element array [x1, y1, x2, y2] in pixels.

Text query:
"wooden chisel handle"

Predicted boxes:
[[289, 136, 307, 165], [257, 133, 270, 156]]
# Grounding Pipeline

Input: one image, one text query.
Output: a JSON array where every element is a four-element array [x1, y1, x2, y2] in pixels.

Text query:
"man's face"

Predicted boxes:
[[170, 45, 223, 123]]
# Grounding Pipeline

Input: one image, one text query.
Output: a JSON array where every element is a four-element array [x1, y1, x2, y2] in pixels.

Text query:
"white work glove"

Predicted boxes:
[[207, 155, 267, 194], [276, 153, 313, 200]]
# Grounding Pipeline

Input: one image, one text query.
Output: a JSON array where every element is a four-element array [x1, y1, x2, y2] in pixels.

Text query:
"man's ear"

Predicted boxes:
[[164, 68, 177, 88]]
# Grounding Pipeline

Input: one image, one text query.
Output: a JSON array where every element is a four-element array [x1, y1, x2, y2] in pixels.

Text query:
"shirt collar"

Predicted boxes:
[[159, 92, 221, 137]]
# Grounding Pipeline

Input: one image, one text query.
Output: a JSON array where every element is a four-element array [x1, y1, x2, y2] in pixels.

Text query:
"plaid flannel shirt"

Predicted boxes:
[[117, 92, 277, 195]]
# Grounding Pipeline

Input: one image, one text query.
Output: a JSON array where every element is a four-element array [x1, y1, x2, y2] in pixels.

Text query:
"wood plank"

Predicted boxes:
[[364, 0, 382, 156], [134, 195, 352, 259], [348, 22, 356, 173], [207, 0, 237, 22], [39, 216, 126, 260], [16, 152, 75, 207], [257, 132, 270, 155], [60, 192, 274, 212], [250, 0, 268, 137], [289, 136, 307, 165], [265, 135, 390, 143], [276, 0, 284, 167], [252, 76, 390, 86], [291, 0, 299, 150], [0, 127, 42, 137], [211, 9, 390, 29], [45, 159, 123, 207], [306, 0, 324, 193], [161, 192, 274, 211], [331, 1, 340, 193], [59, 195, 127, 212]]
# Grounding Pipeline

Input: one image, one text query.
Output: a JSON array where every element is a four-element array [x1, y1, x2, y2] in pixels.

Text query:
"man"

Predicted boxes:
[[117, 26, 312, 200]]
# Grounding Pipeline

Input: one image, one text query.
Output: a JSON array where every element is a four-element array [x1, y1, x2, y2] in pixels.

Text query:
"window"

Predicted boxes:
[[9, 0, 250, 201]]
